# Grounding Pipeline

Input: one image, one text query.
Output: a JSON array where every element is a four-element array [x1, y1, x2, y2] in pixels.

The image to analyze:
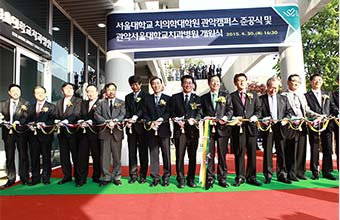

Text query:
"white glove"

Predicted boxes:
[[86, 119, 93, 125], [281, 118, 288, 126], [156, 117, 164, 122], [61, 119, 69, 124], [131, 115, 138, 121], [187, 118, 196, 126], [77, 120, 85, 124], [250, 115, 257, 122], [54, 119, 61, 124], [221, 116, 228, 122], [262, 117, 271, 122], [13, 120, 20, 125]]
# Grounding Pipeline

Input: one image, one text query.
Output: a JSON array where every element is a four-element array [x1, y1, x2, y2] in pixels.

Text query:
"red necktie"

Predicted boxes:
[[241, 92, 246, 105]]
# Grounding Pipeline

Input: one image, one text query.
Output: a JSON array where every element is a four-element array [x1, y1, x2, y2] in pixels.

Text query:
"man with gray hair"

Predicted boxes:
[[259, 77, 294, 184], [282, 74, 321, 181]]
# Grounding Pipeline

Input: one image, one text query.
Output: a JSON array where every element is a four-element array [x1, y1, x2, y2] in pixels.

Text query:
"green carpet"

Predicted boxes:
[[1, 171, 338, 196]]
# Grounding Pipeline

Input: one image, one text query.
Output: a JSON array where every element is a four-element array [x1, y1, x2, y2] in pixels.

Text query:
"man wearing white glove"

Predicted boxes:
[[259, 77, 294, 184], [77, 84, 100, 187], [282, 74, 321, 181], [0, 84, 30, 189], [55, 83, 82, 185], [27, 86, 56, 185], [94, 83, 125, 187], [170, 75, 201, 188], [124, 76, 148, 184], [142, 77, 171, 187], [305, 73, 335, 180], [230, 73, 262, 187]]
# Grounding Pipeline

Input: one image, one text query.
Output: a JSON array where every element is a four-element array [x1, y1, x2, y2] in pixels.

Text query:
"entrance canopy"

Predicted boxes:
[[107, 4, 301, 60]]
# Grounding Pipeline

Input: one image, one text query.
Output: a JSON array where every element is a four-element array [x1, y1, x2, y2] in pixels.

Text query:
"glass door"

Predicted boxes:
[[16, 48, 48, 102]]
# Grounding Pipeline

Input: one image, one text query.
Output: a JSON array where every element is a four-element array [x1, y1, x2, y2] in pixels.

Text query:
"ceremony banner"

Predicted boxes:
[[107, 5, 301, 59]]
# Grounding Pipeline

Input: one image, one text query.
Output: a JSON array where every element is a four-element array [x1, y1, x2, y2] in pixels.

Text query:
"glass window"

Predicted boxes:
[[73, 26, 86, 97], [88, 41, 97, 86], [99, 51, 106, 90], [4, 0, 49, 31], [51, 6, 70, 102], [0, 42, 14, 101]]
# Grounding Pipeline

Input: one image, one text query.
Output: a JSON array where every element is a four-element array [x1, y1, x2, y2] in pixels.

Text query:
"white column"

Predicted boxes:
[[106, 0, 134, 100], [279, 44, 306, 93]]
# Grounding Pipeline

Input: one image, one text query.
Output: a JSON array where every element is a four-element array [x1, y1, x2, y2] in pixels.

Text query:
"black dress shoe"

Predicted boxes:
[[233, 178, 244, 187], [218, 180, 229, 188], [278, 177, 292, 184], [161, 180, 169, 187], [311, 172, 319, 180], [296, 174, 307, 180], [288, 175, 299, 182], [99, 181, 110, 187], [247, 179, 262, 186], [177, 182, 185, 188], [58, 178, 72, 185], [29, 180, 41, 186], [323, 173, 336, 180], [149, 180, 160, 187], [205, 182, 213, 190], [128, 178, 137, 184], [139, 178, 147, 184], [76, 181, 85, 187], [264, 177, 272, 184], [92, 178, 100, 183], [113, 179, 122, 186], [187, 180, 197, 188], [21, 180, 30, 185], [43, 180, 51, 185]]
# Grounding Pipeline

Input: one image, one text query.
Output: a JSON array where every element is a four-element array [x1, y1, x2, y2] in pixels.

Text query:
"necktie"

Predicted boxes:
[[184, 94, 189, 111], [155, 96, 159, 106], [271, 96, 277, 120], [316, 92, 321, 106], [134, 93, 138, 101], [109, 100, 113, 115], [293, 93, 303, 117], [212, 93, 216, 110], [36, 103, 42, 117], [241, 92, 246, 105], [11, 101, 16, 123]]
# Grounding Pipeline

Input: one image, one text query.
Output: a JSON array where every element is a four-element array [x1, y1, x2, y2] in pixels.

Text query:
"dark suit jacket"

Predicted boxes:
[[55, 96, 82, 137], [260, 93, 294, 138], [305, 90, 332, 132], [125, 90, 147, 135], [305, 90, 331, 115], [94, 98, 125, 141], [143, 93, 171, 138], [27, 101, 56, 141], [1, 98, 30, 140], [170, 92, 201, 138], [230, 91, 261, 136], [78, 99, 99, 140], [201, 90, 233, 137], [330, 91, 339, 116]]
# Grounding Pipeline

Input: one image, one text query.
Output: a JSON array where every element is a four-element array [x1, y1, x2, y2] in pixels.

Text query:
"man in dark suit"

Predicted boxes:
[[27, 86, 56, 185], [305, 73, 336, 180], [330, 77, 339, 171], [201, 75, 233, 189], [55, 83, 82, 185], [282, 74, 321, 181], [125, 76, 148, 184], [0, 84, 30, 189], [76, 84, 101, 187], [171, 75, 201, 188], [230, 73, 262, 187], [260, 77, 294, 184], [94, 83, 125, 187], [143, 76, 171, 187]]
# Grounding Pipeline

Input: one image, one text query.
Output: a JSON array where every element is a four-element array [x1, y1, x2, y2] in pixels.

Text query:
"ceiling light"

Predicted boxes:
[[52, 27, 60, 31], [97, 23, 106, 28]]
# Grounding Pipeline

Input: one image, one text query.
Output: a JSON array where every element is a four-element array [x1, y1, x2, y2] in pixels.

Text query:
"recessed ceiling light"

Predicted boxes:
[[52, 27, 60, 31], [97, 23, 106, 28]]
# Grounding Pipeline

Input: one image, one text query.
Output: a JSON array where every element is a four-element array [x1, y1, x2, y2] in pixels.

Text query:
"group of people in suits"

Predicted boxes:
[[0, 72, 338, 190]]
